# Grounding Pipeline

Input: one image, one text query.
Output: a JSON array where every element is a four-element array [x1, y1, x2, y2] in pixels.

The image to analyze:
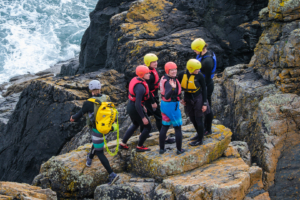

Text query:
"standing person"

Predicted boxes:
[[70, 80, 119, 185], [191, 38, 215, 136], [119, 65, 152, 152], [143, 53, 175, 143], [178, 59, 210, 146], [159, 62, 185, 155]]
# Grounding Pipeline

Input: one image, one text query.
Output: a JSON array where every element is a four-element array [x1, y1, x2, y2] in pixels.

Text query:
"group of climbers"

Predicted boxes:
[[69, 38, 216, 185]]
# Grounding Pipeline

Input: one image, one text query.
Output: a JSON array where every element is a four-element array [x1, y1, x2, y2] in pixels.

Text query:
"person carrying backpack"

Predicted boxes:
[[119, 65, 152, 152], [142, 53, 175, 144], [191, 38, 215, 136], [70, 80, 119, 185], [159, 62, 184, 154], [178, 59, 210, 146]]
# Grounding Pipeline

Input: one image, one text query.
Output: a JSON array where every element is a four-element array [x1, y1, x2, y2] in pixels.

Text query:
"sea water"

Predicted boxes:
[[0, 0, 98, 84]]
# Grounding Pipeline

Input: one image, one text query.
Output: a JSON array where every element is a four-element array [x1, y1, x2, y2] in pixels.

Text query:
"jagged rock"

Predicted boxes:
[[59, 57, 80, 76], [0, 92, 21, 130], [157, 157, 263, 200], [245, 192, 271, 200], [250, 1, 300, 95], [33, 124, 226, 198], [0, 69, 127, 184], [223, 141, 251, 166], [94, 174, 156, 200], [0, 182, 57, 200], [130, 125, 232, 180], [78, 0, 267, 77]]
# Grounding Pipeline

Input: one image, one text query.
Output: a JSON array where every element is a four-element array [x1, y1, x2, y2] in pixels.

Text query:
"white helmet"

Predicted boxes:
[[89, 80, 101, 90]]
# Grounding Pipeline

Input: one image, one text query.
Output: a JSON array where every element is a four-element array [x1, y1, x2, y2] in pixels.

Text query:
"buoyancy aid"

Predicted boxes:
[[160, 75, 181, 102], [149, 67, 160, 95], [196, 51, 217, 79], [180, 70, 201, 93], [128, 77, 150, 102]]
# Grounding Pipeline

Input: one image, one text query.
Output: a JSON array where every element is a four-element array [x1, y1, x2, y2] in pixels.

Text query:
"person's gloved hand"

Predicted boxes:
[[112, 123, 119, 132]]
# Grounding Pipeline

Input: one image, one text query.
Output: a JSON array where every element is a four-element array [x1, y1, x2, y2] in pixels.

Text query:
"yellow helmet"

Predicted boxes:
[[144, 53, 158, 67], [191, 38, 206, 52], [186, 59, 202, 73]]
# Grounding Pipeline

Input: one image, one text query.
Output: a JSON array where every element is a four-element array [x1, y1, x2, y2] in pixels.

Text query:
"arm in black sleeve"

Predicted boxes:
[[72, 101, 94, 121], [134, 84, 146, 119], [201, 57, 214, 85], [177, 71, 184, 83], [149, 90, 155, 104], [198, 73, 207, 106], [164, 80, 175, 100]]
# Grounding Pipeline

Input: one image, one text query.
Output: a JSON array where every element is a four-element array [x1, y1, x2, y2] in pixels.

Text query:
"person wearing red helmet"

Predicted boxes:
[[119, 65, 152, 152], [159, 62, 185, 155]]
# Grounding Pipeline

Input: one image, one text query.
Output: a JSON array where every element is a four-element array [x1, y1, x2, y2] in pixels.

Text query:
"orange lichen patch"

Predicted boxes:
[[163, 158, 251, 200], [130, 125, 232, 178], [0, 182, 55, 200], [126, 0, 172, 22]]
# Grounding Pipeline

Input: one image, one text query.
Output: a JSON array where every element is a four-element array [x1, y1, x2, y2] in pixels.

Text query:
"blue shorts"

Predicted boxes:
[[160, 101, 182, 127]]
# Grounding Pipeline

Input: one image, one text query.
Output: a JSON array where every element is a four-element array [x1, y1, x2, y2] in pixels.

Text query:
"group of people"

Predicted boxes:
[[70, 38, 216, 185]]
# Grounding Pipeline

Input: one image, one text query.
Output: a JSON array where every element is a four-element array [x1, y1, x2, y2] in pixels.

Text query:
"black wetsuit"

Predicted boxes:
[[198, 50, 214, 132], [141, 68, 162, 132], [178, 70, 209, 142], [122, 83, 152, 146], [72, 94, 113, 174]]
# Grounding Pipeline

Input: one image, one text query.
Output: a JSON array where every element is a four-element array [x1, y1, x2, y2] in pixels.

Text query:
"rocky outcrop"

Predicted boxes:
[[0, 69, 127, 184], [130, 125, 232, 180], [212, 64, 300, 199], [33, 124, 233, 198], [250, 1, 300, 95], [157, 157, 262, 200], [0, 182, 57, 200], [76, 0, 267, 78]]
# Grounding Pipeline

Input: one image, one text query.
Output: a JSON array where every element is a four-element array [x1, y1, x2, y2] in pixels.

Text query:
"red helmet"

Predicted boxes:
[[136, 65, 150, 78], [165, 62, 177, 74]]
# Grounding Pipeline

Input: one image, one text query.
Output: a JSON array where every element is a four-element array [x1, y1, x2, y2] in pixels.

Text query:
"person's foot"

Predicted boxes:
[[165, 137, 175, 144], [86, 153, 92, 167], [189, 140, 203, 146], [189, 134, 198, 141], [204, 130, 212, 136], [159, 149, 166, 154], [119, 143, 129, 150], [108, 172, 119, 185], [136, 146, 151, 152], [177, 149, 186, 155]]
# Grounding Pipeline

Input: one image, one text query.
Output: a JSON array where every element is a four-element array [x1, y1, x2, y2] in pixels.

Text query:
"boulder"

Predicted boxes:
[[94, 174, 156, 200], [223, 141, 251, 166], [158, 157, 263, 200], [0, 182, 57, 200], [130, 125, 232, 180]]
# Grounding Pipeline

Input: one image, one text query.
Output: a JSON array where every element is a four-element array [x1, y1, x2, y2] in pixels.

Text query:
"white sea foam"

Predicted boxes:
[[0, 0, 98, 83]]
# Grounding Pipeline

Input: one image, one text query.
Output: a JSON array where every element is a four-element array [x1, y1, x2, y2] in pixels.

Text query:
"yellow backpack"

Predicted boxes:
[[87, 97, 119, 156]]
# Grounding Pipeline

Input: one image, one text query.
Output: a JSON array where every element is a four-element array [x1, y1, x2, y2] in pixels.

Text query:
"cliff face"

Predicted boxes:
[[75, 0, 267, 78], [0, 70, 127, 184]]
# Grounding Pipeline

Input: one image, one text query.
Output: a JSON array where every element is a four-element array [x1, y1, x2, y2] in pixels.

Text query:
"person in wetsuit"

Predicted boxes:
[[142, 53, 175, 143], [119, 65, 152, 152], [159, 62, 184, 155], [70, 80, 119, 185], [178, 59, 211, 146], [191, 38, 215, 136]]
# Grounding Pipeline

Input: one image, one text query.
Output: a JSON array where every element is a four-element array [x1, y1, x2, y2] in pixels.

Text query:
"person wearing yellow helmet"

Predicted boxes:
[[191, 38, 215, 136], [178, 59, 210, 146], [141, 53, 175, 144]]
